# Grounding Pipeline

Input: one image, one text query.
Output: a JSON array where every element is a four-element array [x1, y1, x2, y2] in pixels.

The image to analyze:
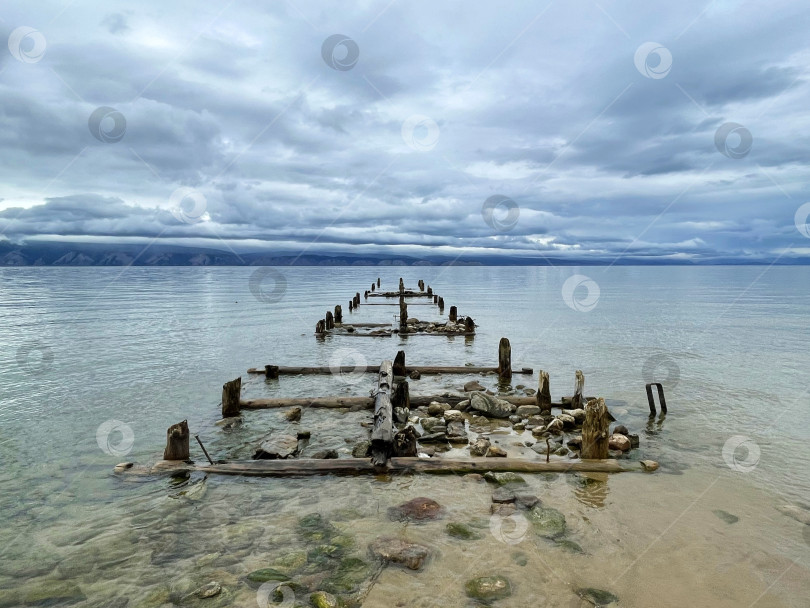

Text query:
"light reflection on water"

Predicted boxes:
[[0, 266, 809, 607]]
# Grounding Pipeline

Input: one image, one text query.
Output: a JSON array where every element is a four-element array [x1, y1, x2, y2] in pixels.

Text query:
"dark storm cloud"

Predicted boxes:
[[0, 0, 809, 262]]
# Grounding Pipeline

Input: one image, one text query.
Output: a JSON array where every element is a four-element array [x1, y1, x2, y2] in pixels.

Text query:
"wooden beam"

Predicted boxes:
[[371, 360, 394, 467], [247, 365, 535, 375], [241, 394, 551, 410]]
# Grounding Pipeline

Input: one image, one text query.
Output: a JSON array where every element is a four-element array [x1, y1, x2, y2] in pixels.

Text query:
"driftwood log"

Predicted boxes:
[[582, 397, 610, 459], [371, 360, 394, 467], [222, 377, 242, 417], [164, 420, 190, 461], [498, 337, 512, 380], [536, 370, 551, 411]]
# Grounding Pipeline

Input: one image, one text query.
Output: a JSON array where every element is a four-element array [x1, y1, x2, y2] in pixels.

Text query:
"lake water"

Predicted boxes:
[[0, 266, 808, 607]]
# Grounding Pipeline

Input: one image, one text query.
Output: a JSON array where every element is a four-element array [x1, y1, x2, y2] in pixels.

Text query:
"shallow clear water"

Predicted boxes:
[[0, 266, 808, 607]]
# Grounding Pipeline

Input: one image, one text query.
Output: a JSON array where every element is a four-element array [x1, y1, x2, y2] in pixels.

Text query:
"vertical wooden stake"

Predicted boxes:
[[371, 283, 375, 292], [364, 290, 369, 300], [464, 317, 475, 333], [392, 380, 410, 410], [164, 420, 190, 461], [334, 305, 342, 324], [449, 306, 458, 322], [427, 286, 432, 296], [222, 377, 242, 417], [325, 311, 334, 330], [399, 278, 405, 294], [572, 370, 585, 409], [349, 300, 353, 312], [438, 297, 444, 310], [399, 299, 408, 327], [265, 365, 279, 379], [581, 397, 610, 459], [536, 370, 551, 411], [316, 319, 326, 334], [377, 277, 381, 288], [433, 294, 438, 304], [418, 279, 424, 291], [498, 337, 512, 380], [393, 350, 406, 376]]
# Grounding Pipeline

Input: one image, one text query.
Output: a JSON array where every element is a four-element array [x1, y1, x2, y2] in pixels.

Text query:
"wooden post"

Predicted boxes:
[[572, 370, 585, 409], [393, 350, 406, 376], [449, 306, 457, 322], [399, 299, 408, 327], [433, 294, 438, 304], [164, 420, 190, 461], [334, 305, 342, 324], [355, 293, 361, 307], [349, 300, 353, 312], [316, 320, 326, 334], [265, 365, 279, 379], [427, 286, 432, 296], [581, 397, 610, 459], [325, 311, 334, 330], [371, 360, 394, 467], [377, 277, 381, 288], [418, 279, 424, 291], [364, 290, 369, 300], [399, 278, 405, 294], [371, 283, 375, 292], [498, 338, 512, 380], [392, 380, 410, 410], [438, 297, 444, 310], [465, 317, 475, 333], [222, 377, 242, 417], [536, 370, 551, 411]]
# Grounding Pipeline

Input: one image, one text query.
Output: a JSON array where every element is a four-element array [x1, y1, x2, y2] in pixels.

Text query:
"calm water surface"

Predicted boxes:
[[0, 266, 808, 607]]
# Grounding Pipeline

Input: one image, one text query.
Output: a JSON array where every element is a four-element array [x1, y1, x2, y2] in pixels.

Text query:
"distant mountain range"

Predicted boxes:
[[0, 240, 803, 266]]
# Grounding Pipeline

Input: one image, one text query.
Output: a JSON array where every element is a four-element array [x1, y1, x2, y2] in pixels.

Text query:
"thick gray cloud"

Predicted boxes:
[[1, 0, 809, 262]]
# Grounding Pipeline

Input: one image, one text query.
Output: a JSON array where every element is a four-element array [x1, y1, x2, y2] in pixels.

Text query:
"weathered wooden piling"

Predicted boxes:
[[316, 319, 326, 334], [247, 364, 533, 376], [449, 306, 458, 322], [438, 297, 444, 310], [371, 360, 394, 467], [536, 370, 551, 411], [418, 279, 424, 291], [581, 397, 610, 459], [392, 380, 410, 410], [164, 420, 190, 461], [325, 311, 334, 330], [572, 370, 585, 409], [465, 317, 475, 333], [427, 286, 432, 296], [433, 294, 438, 304], [354, 293, 361, 307], [377, 277, 381, 287], [349, 300, 353, 311], [498, 338, 512, 380], [399, 278, 405, 294], [334, 305, 342, 324], [222, 377, 242, 417], [265, 365, 279, 379], [393, 350, 406, 376], [371, 283, 375, 292], [364, 291, 369, 300], [399, 300, 408, 327]]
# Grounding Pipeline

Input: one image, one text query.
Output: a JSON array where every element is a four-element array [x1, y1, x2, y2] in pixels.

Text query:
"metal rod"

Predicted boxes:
[[194, 434, 214, 465]]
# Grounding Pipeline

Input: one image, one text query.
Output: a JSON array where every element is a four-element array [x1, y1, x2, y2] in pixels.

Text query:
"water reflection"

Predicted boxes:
[[569, 472, 611, 508]]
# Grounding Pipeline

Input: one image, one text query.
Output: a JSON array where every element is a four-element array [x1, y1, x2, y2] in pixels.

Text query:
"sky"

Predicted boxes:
[[1, 0, 809, 263]]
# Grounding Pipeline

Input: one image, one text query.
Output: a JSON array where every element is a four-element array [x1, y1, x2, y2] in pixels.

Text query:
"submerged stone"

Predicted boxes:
[[554, 539, 584, 553], [196, 581, 222, 598], [576, 587, 619, 606], [368, 537, 430, 570], [529, 505, 566, 539], [465, 575, 512, 602], [446, 522, 483, 540], [713, 510, 739, 524], [470, 393, 516, 418], [483, 472, 525, 486], [246, 568, 290, 584], [388, 497, 443, 522], [311, 591, 339, 608]]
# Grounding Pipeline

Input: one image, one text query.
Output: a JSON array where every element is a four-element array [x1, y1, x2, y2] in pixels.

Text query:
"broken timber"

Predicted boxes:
[[241, 394, 556, 410], [370, 360, 394, 467], [247, 365, 534, 375]]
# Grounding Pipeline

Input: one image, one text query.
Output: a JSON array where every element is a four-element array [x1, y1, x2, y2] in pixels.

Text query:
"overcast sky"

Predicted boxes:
[[1, 1, 809, 262]]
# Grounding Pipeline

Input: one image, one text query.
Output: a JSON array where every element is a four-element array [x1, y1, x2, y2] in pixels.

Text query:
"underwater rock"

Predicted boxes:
[[575, 587, 619, 606], [368, 537, 430, 570], [713, 510, 739, 524], [516, 405, 541, 418], [351, 441, 371, 458], [464, 380, 486, 392], [446, 522, 483, 540], [253, 435, 300, 459], [529, 505, 566, 539], [465, 575, 512, 602], [608, 434, 630, 452], [470, 393, 516, 419], [196, 581, 222, 598], [487, 445, 507, 457], [388, 497, 443, 521], [285, 407, 302, 422]]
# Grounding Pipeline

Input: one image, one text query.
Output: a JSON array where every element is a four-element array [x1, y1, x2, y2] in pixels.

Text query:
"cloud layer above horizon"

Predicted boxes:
[[2, 0, 810, 262]]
